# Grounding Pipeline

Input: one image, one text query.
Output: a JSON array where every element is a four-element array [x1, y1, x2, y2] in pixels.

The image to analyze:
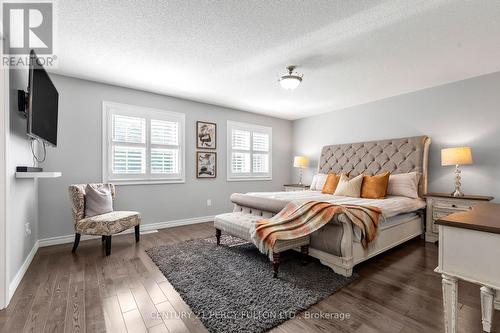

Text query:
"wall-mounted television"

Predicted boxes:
[[26, 50, 59, 146]]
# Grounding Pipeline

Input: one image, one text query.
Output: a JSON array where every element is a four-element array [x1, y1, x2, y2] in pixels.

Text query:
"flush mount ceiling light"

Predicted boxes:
[[279, 65, 303, 90]]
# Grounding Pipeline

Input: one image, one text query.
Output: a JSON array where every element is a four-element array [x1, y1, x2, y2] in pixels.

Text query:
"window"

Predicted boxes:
[[103, 101, 185, 184], [227, 121, 272, 181]]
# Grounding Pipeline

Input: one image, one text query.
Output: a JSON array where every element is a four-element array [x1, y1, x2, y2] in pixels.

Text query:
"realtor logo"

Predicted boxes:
[[2, 2, 53, 55]]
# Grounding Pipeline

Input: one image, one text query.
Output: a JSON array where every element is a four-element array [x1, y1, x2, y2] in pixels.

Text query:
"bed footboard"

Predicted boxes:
[[231, 204, 424, 277], [232, 203, 356, 276]]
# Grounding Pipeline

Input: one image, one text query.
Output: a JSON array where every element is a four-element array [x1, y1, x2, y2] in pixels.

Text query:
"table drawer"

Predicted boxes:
[[433, 208, 467, 220], [432, 208, 471, 233], [433, 199, 474, 211], [284, 187, 304, 192]]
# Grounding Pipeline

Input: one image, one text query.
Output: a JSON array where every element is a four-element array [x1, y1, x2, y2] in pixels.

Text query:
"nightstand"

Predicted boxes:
[[424, 192, 494, 242], [283, 184, 310, 192]]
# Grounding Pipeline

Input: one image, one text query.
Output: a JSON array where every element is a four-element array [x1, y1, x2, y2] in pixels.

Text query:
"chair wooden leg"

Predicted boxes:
[[72, 233, 81, 253], [215, 228, 221, 245], [101, 235, 105, 242], [301, 245, 309, 265], [272, 252, 280, 278], [135, 225, 140, 242], [105, 236, 112, 256]]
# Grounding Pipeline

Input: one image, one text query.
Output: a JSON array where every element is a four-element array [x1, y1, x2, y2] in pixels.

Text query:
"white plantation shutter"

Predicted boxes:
[[111, 115, 146, 174], [231, 152, 250, 173], [113, 146, 145, 174], [112, 115, 145, 143], [103, 102, 185, 184], [227, 121, 272, 180], [252, 153, 269, 173], [232, 130, 250, 150], [252, 132, 269, 152], [150, 119, 180, 176], [252, 132, 269, 173], [151, 119, 178, 145], [151, 148, 178, 174]]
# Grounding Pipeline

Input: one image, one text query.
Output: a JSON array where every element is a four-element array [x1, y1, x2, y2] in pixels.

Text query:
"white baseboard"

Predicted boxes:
[[9, 240, 39, 300], [144, 215, 214, 230], [38, 215, 214, 248]]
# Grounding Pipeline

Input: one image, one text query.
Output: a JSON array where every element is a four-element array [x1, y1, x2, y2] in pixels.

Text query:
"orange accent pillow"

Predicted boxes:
[[361, 172, 390, 199], [322, 173, 341, 194]]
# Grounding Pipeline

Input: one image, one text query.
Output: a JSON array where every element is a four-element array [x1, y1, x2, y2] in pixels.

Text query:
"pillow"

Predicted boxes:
[[85, 184, 113, 217], [321, 173, 341, 194], [334, 174, 364, 197], [387, 172, 421, 199], [310, 173, 328, 191], [361, 172, 390, 199]]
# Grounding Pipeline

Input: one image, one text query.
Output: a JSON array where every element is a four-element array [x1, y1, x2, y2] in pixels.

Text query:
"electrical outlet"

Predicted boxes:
[[25, 222, 32, 237], [207, 199, 212, 207]]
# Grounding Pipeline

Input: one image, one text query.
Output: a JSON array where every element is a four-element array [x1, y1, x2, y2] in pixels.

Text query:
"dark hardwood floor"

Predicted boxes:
[[0, 222, 497, 333]]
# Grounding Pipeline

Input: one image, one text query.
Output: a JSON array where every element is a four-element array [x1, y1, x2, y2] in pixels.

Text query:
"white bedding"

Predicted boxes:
[[245, 190, 426, 219]]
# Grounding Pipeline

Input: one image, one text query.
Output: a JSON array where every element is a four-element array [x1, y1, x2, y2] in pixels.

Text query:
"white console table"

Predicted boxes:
[[435, 203, 500, 333]]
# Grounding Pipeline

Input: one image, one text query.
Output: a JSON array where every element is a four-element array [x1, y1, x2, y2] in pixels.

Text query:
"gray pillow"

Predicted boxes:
[[85, 184, 113, 217]]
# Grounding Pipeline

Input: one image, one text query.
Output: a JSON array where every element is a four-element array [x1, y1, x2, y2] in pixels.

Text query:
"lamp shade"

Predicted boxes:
[[293, 156, 309, 168], [441, 147, 473, 166]]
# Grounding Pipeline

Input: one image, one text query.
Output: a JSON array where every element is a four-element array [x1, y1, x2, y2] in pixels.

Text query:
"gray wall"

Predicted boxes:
[[38, 74, 293, 239], [7, 68, 38, 284], [35, 70, 500, 239], [293, 71, 500, 200]]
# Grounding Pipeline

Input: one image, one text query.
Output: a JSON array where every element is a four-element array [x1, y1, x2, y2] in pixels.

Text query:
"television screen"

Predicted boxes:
[[28, 50, 59, 146]]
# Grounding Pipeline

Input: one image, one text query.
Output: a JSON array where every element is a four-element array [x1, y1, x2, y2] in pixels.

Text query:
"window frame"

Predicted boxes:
[[226, 120, 272, 181], [102, 101, 186, 185]]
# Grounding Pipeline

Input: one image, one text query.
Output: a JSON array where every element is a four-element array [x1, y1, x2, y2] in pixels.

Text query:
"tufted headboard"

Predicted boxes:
[[317, 136, 431, 197]]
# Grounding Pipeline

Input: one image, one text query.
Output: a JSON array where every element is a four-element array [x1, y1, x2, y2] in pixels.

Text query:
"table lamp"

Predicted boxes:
[[441, 147, 473, 197], [293, 156, 309, 185]]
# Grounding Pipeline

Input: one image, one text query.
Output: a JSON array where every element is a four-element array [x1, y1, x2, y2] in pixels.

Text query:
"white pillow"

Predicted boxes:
[[334, 174, 363, 197], [85, 184, 113, 217], [310, 173, 328, 191], [387, 172, 421, 199]]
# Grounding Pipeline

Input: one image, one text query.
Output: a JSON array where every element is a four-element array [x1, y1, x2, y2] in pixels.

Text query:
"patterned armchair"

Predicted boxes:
[[68, 183, 141, 255]]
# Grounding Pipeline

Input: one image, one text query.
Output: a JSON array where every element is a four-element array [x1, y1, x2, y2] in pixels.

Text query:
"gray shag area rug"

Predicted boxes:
[[146, 235, 357, 333]]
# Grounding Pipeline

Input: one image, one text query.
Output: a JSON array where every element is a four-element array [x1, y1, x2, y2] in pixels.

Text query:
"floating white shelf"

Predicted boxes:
[[15, 172, 62, 179]]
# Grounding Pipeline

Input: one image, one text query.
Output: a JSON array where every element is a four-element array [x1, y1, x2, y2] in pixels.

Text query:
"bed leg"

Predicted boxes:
[[301, 245, 309, 265], [319, 259, 354, 277], [215, 228, 221, 245], [272, 252, 280, 278]]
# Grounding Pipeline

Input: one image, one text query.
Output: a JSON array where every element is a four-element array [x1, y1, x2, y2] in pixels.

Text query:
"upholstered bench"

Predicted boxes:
[[214, 212, 310, 278]]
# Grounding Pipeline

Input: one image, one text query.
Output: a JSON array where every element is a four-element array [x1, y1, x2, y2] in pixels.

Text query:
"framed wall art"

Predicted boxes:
[[196, 121, 216, 149], [196, 151, 216, 178]]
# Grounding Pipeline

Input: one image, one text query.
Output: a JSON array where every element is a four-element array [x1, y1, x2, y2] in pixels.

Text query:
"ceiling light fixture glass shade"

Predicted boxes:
[[279, 65, 303, 90]]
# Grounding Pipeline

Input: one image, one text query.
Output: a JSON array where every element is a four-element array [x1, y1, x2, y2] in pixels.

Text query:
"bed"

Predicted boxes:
[[229, 136, 431, 277]]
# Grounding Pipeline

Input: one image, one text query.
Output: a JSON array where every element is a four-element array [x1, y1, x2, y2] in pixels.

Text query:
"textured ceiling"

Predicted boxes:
[[50, 0, 500, 120]]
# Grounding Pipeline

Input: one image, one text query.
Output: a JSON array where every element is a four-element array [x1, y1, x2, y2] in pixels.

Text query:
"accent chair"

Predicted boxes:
[[68, 183, 140, 255]]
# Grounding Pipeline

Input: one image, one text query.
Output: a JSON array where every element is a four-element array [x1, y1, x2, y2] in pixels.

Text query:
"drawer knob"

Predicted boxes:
[[452, 204, 457, 208]]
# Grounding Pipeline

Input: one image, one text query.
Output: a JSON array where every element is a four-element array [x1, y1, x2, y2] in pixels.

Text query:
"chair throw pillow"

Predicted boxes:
[[85, 184, 113, 217]]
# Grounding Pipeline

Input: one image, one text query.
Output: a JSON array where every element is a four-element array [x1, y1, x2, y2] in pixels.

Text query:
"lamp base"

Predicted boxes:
[[297, 168, 303, 186], [451, 164, 465, 197]]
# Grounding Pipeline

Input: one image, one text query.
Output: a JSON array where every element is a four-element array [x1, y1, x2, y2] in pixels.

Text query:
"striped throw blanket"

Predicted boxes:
[[250, 200, 382, 256]]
